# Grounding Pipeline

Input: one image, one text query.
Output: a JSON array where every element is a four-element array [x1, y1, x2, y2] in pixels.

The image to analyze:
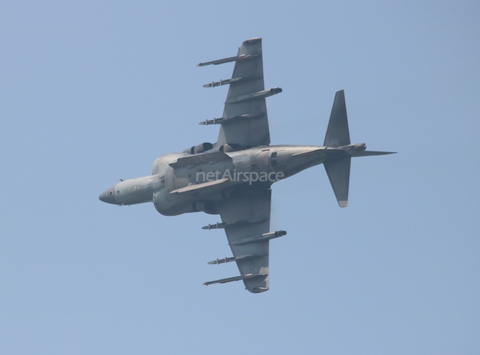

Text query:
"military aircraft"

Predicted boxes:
[[99, 38, 394, 293]]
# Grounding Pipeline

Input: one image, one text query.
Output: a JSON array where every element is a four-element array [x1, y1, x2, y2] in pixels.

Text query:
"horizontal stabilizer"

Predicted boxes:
[[324, 156, 351, 208], [324, 90, 350, 147], [203, 273, 265, 286]]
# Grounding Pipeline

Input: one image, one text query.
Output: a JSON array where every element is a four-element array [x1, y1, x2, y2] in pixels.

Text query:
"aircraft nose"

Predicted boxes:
[[99, 188, 116, 204]]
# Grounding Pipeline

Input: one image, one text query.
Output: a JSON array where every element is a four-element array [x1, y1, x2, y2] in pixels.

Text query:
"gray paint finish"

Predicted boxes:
[[99, 38, 395, 293]]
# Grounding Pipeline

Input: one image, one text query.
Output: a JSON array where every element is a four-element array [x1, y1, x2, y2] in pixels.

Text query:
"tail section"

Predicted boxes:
[[324, 157, 350, 208], [324, 90, 350, 147], [350, 150, 395, 157], [323, 90, 395, 208], [323, 90, 351, 208]]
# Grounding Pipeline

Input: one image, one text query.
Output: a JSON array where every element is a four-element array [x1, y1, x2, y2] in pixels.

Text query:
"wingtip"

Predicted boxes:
[[338, 200, 348, 208], [243, 38, 262, 45]]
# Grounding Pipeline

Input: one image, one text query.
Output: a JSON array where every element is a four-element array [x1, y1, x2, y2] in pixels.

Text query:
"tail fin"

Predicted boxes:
[[324, 90, 350, 147], [322, 90, 396, 207], [324, 90, 351, 207]]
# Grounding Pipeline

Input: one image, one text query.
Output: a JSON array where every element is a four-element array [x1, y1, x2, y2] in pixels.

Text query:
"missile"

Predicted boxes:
[[202, 222, 226, 230], [207, 254, 267, 265], [202, 76, 260, 88], [201, 217, 268, 229], [198, 112, 265, 126], [227, 87, 282, 104], [203, 273, 265, 286], [231, 230, 287, 245], [197, 53, 260, 67]]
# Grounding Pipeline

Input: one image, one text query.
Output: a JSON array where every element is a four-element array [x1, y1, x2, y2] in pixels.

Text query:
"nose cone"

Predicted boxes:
[[99, 188, 116, 204]]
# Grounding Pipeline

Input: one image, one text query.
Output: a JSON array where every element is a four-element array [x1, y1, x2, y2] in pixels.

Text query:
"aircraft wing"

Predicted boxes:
[[203, 189, 285, 293], [198, 38, 282, 148]]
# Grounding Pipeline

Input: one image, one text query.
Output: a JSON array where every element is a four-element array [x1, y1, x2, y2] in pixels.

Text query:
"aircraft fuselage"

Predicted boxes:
[[99, 144, 363, 216], [98, 37, 395, 293]]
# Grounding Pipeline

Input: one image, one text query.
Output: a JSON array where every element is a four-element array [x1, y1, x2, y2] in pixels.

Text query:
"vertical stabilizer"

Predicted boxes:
[[324, 90, 350, 147]]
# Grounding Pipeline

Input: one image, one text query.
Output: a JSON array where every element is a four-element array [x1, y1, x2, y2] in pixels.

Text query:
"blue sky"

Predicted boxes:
[[1, 1, 479, 354]]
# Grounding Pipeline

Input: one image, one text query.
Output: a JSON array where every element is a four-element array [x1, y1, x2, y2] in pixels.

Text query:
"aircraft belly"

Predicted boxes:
[[232, 154, 251, 172], [99, 38, 396, 293], [253, 150, 270, 171]]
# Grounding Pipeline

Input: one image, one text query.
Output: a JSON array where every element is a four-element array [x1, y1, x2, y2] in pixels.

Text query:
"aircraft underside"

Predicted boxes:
[[99, 38, 394, 293]]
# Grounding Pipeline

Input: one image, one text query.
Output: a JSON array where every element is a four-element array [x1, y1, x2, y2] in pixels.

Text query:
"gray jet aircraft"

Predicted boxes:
[[99, 38, 394, 293]]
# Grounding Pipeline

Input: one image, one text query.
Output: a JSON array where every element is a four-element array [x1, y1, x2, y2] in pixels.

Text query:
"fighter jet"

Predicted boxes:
[[99, 38, 394, 293]]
